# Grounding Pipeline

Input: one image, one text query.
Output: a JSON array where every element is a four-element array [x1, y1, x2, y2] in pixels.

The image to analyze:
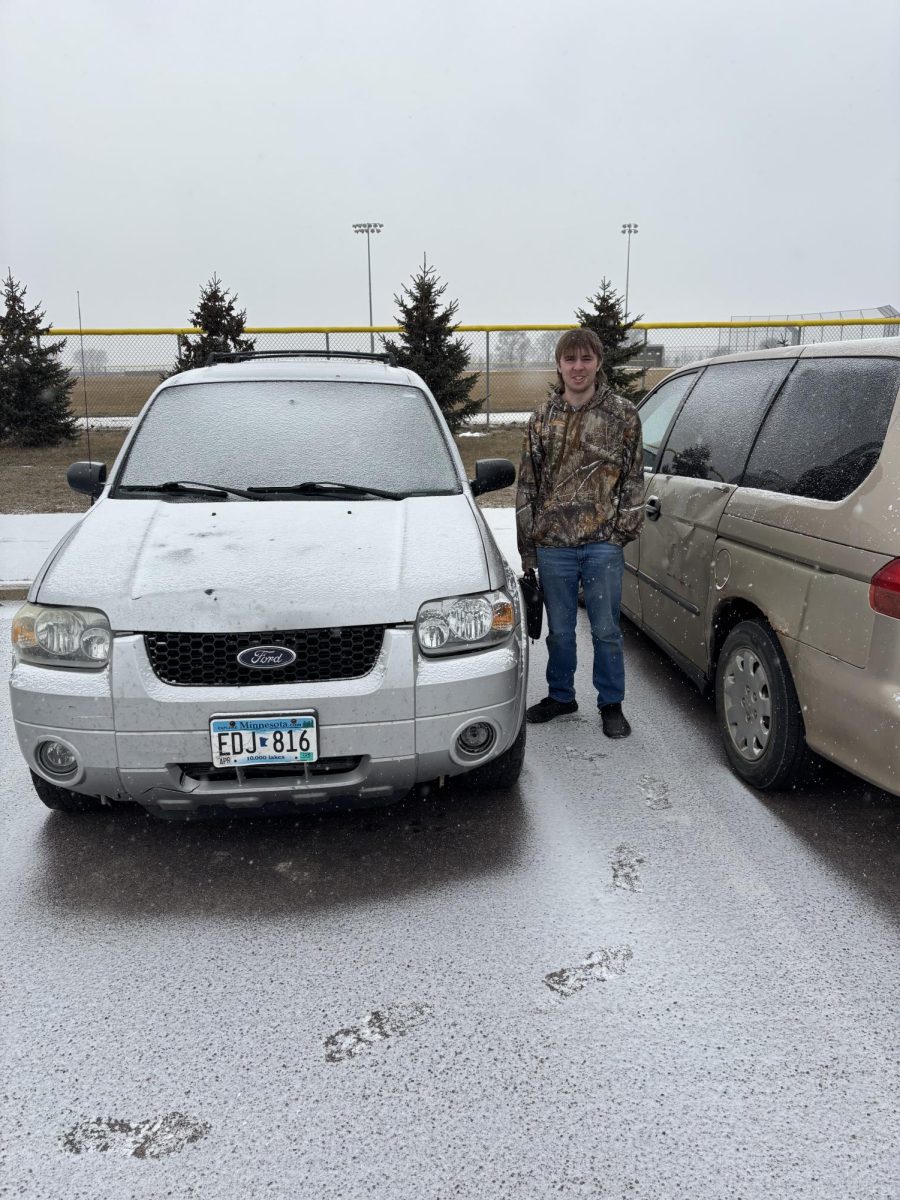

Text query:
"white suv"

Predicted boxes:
[[10, 351, 527, 816]]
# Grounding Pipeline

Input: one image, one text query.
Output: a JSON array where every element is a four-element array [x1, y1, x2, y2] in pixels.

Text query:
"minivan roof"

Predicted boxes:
[[160, 357, 421, 388], [680, 335, 900, 372]]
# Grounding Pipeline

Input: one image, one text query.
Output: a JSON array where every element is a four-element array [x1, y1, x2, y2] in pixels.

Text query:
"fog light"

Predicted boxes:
[[456, 722, 495, 756], [37, 740, 77, 777]]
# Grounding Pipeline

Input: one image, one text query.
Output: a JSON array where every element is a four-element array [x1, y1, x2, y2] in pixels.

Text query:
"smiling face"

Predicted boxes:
[[558, 346, 601, 401], [554, 329, 604, 405]]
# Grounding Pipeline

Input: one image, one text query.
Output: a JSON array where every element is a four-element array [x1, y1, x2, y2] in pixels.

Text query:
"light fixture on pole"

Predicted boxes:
[[621, 222, 639, 317], [352, 222, 384, 352]]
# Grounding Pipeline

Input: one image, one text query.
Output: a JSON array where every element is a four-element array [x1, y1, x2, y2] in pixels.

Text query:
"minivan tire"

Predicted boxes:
[[455, 719, 526, 792], [30, 770, 104, 813], [715, 620, 809, 792]]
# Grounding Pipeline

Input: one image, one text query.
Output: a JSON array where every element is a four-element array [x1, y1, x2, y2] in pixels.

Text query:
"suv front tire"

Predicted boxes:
[[30, 771, 105, 813]]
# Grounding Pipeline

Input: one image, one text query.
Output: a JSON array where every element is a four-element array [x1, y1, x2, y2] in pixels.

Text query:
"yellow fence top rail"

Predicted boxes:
[[42, 317, 899, 336]]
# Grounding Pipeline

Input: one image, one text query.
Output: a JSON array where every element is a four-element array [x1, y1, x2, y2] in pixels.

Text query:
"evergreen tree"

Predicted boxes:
[[382, 265, 482, 433], [574, 277, 645, 395], [0, 271, 77, 447], [171, 274, 256, 373]]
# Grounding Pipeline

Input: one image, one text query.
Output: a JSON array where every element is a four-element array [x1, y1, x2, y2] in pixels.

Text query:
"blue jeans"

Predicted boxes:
[[536, 542, 625, 708]]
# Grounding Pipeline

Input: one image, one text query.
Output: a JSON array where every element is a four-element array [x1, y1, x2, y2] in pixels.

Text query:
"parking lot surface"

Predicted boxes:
[[2, 609, 898, 1199]]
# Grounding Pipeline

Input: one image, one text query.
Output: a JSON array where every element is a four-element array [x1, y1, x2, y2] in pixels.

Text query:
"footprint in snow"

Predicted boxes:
[[544, 947, 633, 998], [639, 775, 671, 810], [611, 844, 645, 891], [564, 745, 608, 764], [60, 1113, 210, 1158], [325, 1002, 433, 1063]]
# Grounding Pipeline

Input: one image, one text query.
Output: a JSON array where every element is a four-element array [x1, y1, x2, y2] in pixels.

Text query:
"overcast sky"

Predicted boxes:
[[1, 0, 898, 329]]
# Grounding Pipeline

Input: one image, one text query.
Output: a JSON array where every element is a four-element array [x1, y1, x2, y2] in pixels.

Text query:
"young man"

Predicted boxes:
[[516, 329, 644, 737]]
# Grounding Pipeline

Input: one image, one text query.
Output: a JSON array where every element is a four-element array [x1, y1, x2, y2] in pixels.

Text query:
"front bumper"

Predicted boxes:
[[11, 625, 526, 813]]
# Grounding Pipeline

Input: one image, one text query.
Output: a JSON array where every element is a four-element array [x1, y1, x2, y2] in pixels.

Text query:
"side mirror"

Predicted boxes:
[[469, 458, 515, 497], [67, 461, 107, 499]]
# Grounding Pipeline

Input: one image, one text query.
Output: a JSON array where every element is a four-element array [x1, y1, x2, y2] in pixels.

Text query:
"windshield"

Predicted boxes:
[[114, 380, 462, 497]]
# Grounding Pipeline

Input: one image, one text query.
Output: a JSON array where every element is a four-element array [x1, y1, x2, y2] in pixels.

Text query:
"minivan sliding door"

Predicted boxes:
[[623, 371, 699, 622], [638, 359, 793, 673]]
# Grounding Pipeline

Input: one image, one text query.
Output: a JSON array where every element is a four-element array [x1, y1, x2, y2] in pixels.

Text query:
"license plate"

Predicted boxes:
[[209, 712, 318, 768]]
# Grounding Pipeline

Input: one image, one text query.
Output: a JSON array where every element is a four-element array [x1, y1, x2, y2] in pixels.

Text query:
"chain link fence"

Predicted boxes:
[[45, 318, 900, 429]]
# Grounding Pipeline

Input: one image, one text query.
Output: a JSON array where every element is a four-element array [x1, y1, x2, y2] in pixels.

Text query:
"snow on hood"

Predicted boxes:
[[36, 495, 493, 631]]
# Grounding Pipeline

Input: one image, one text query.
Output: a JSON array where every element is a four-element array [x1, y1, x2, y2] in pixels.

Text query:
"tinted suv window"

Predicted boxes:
[[659, 359, 793, 483], [637, 372, 696, 470], [117, 380, 461, 496], [742, 357, 900, 501]]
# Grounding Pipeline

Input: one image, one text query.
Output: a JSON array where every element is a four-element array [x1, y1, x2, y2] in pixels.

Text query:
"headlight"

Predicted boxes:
[[11, 603, 112, 669], [416, 590, 516, 656]]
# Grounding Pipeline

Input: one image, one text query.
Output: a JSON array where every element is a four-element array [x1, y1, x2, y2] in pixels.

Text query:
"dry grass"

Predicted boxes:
[[475, 365, 671, 412], [1, 430, 130, 514], [58, 366, 673, 421], [69, 369, 541, 419], [0, 428, 525, 514], [477, 368, 557, 412], [69, 372, 165, 418], [454, 428, 525, 508]]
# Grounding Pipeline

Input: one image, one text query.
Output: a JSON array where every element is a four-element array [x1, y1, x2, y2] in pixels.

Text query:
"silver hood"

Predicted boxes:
[[35, 495, 493, 631]]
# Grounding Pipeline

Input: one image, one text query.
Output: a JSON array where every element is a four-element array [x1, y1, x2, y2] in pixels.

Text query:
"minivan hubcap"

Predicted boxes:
[[722, 647, 772, 761]]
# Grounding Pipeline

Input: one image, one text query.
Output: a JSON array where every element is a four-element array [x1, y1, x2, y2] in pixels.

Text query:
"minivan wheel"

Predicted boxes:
[[30, 770, 104, 813], [455, 719, 526, 792], [715, 620, 809, 791]]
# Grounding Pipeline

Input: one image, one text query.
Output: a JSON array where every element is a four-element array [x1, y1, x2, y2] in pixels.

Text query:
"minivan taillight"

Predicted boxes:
[[870, 560, 900, 619]]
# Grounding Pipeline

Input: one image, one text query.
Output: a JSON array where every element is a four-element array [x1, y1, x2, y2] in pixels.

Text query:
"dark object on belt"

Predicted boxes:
[[518, 569, 544, 640]]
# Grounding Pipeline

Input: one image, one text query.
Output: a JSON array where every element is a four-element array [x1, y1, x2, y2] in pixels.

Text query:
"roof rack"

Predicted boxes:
[[205, 349, 397, 367]]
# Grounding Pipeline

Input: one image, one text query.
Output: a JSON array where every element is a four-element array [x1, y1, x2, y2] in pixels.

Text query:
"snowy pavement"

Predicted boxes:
[[3, 568, 898, 1199], [0, 514, 85, 593], [0, 507, 521, 596]]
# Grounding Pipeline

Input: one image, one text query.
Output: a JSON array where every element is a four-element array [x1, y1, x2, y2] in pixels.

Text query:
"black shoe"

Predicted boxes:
[[600, 703, 631, 738], [526, 696, 579, 724]]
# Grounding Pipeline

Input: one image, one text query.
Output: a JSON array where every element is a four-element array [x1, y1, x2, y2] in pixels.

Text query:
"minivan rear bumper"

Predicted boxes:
[[792, 638, 900, 797], [10, 625, 526, 813]]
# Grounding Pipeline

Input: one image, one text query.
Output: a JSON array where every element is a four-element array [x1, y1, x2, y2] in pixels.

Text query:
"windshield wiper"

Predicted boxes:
[[119, 480, 261, 500], [246, 480, 405, 500]]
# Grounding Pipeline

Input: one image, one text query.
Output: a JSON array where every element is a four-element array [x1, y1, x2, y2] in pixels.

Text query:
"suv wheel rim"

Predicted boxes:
[[722, 646, 772, 761]]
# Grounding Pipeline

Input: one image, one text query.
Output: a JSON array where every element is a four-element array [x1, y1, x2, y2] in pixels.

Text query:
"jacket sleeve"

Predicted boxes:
[[516, 412, 543, 571], [614, 408, 645, 544]]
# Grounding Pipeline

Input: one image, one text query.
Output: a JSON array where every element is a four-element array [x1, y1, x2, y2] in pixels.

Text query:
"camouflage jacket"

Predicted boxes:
[[516, 385, 645, 571]]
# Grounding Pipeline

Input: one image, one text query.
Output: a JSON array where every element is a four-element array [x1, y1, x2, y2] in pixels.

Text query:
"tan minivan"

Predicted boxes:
[[623, 337, 900, 796]]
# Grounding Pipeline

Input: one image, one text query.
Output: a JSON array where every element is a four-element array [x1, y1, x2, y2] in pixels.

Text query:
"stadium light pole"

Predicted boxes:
[[352, 222, 383, 352], [621, 223, 639, 317]]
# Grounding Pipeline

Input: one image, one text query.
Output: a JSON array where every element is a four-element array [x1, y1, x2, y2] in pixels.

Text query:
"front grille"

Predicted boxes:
[[144, 627, 385, 687], [179, 757, 362, 783]]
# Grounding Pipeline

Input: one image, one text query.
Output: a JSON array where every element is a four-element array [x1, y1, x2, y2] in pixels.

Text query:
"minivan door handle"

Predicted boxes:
[[645, 495, 662, 520]]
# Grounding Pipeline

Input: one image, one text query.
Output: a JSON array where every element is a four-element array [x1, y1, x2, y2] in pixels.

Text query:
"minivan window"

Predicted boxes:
[[637, 372, 697, 470], [658, 359, 793, 483], [742, 357, 900, 501], [115, 381, 462, 497]]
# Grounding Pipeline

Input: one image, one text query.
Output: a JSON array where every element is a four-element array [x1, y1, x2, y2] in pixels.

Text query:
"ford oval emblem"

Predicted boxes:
[[236, 645, 297, 670]]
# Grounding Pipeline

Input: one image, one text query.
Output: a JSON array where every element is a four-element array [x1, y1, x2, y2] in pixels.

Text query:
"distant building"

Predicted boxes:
[[629, 343, 664, 368]]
